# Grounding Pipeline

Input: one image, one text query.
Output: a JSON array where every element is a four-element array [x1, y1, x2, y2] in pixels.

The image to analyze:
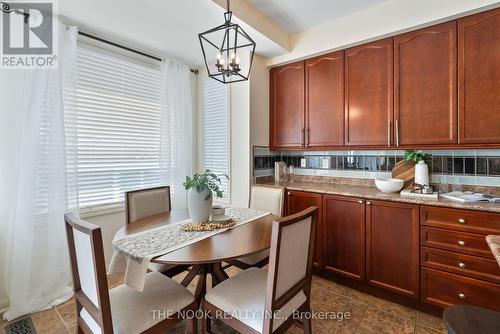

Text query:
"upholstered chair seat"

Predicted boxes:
[[229, 186, 284, 269], [205, 268, 306, 333], [234, 250, 270, 266], [81, 272, 194, 334]]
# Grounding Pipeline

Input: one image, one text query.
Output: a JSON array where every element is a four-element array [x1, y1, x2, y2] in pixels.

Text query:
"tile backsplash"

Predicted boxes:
[[253, 147, 500, 187]]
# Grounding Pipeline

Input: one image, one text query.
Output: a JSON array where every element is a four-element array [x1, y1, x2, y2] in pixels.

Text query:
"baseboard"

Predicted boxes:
[[0, 298, 9, 313]]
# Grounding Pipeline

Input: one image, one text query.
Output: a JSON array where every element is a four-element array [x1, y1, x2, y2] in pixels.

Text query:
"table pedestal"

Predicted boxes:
[[180, 262, 229, 304]]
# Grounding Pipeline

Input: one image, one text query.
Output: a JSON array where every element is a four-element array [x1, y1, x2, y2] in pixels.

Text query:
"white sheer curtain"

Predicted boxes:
[[1, 23, 79, 321], [160, 59, 194, 209]]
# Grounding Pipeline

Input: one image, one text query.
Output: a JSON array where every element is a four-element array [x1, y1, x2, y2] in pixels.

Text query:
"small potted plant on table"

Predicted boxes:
[[183, 169, 228, 224]]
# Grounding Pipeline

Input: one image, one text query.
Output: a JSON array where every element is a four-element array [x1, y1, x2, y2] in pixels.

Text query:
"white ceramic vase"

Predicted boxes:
[[414, 160, 429, 186], [187, 187, 213, 224]]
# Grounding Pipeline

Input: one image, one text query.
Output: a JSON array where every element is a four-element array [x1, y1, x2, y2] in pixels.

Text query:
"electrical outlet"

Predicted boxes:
[[300, 158, 307, 168], [322, 158, 330, 169]]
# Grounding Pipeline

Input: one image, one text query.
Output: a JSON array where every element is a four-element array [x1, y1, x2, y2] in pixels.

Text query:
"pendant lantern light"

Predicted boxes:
[[198, 0, 256, 83]]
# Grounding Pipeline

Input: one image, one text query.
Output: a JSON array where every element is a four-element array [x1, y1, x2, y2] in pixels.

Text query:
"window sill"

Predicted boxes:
[[79, 203, 125, 219]]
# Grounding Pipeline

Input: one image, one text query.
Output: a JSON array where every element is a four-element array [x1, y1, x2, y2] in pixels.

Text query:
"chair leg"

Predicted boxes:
[[201, 312, 210, 334], [186, 317, 198, 334], [201, 300, 212, 334], [302, 304, 312, 334]]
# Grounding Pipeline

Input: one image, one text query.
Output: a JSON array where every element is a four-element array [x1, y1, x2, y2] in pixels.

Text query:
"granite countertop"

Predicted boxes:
[[256, 180, 500, 214], [486, 235, 500, 267]]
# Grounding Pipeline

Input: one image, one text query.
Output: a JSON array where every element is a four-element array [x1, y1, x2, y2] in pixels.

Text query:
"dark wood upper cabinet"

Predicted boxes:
[[286, 190, 323, 269], [323, 195, 365, 281], [366, 200, 419, 298], [270, 61, 305, 149], [458, 8, 500, 144], [305, 51, 344, 147], [394, 21, 457, 146], [345, 39, 393, 146]]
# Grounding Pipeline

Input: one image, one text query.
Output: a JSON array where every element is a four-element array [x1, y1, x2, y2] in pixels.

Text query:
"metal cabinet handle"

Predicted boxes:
[[458, 240, 465, 246], [287, 192, 291, 196], [387, 120, 391, 146], [300, 128, 305, 147], [305, 128, 310, 147], [458, 293, 466, 299], [458, 218, 466, 224], [395, 120, 399, 146], [366, 201, 372, 205], [358, 200, 364, 204], [458, 262, 466, 268]]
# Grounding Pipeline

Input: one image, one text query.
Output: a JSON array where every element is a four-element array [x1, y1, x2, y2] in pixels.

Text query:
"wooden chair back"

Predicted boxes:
[[263, 206, 318, 334], [249, 186, 284, 217], [65, 213, 113, 333], [125, 186, 171, 224]]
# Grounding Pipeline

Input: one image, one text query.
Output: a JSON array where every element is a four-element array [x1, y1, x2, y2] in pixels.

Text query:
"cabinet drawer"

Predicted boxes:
[[421, 247, 500, 284], [421, 227, 493, 258], [421, 267, 500, 312], [421, 206, 500, 235]]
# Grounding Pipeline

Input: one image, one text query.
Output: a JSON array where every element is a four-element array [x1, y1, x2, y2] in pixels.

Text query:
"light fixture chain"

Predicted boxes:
[[226, 0, 230, 12]]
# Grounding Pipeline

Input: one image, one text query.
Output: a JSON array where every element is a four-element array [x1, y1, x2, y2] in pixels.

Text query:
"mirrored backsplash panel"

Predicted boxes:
[[253, 147, 500, 187]]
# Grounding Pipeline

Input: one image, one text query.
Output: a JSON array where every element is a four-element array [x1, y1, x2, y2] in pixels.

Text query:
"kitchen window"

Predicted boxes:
[[67, 40, 166, 209], [201, 77, 230, 204]]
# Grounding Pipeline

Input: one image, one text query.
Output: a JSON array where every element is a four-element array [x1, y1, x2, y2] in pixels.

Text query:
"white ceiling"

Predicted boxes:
[[58, 0, 287, 67], [248, 0, 390, 33]]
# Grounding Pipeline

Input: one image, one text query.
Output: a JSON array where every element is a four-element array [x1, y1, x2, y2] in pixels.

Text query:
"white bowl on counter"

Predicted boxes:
[[375, 178, 404, 193]]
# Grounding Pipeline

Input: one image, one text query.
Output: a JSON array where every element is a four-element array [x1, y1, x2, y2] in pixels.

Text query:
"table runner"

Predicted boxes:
[[109, 207, 269, 291]]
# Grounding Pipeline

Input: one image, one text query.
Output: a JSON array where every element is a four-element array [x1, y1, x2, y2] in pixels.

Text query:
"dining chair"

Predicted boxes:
[[227, 186, 284, 270], [125, 186, 184, 276], [125, 186, 172, 225], [65, 213, 198, 334], [201, 206, 318, 334]]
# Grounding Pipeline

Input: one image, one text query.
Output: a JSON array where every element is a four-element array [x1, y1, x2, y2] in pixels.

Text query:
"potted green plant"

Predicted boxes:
[[394, 150, 432, 188], [183, 169, 228, 223], [405, 150, 431, 186], [404, 150, 431, 165]]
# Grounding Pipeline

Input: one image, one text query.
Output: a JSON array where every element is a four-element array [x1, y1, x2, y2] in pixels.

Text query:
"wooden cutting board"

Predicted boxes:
[[392, 160, 416, 188]]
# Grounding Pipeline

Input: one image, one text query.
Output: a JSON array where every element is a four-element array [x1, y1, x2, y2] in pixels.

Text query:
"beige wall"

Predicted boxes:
[[250, 54, 270, 147], [268, 0, 500, 66]]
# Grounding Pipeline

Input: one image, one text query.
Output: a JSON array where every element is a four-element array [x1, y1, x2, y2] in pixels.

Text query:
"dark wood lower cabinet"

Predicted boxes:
[[283, 189, 500, 313], [366, 200, 420, 298], [421, 267, 500, 312], [323, 195, 365, 280], [286, 190, 323, 269]]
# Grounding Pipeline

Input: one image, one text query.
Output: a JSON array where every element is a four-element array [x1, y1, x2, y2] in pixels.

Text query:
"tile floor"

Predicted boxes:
[[1, 268, 447, 334]]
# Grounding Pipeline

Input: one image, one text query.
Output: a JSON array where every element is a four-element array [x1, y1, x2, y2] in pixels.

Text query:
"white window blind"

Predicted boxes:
[[202, 78, 230, 203], [69, 42, 165, 208]]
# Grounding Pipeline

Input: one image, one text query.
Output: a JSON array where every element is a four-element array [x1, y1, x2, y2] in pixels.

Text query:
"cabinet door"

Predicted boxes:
[[270, 61, 305, 149], [459, 8, 500, 144], [286, 190, 323, 269], [323, 195, 365, 280], [345, 39, 393, 146], [394, 22, 457, 146], [366, 200, 419, 298], [305, 52, 344, 147]]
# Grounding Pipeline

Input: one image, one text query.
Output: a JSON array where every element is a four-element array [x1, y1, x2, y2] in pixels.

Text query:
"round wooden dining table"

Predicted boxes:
[[113, 209, 277, 303]]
